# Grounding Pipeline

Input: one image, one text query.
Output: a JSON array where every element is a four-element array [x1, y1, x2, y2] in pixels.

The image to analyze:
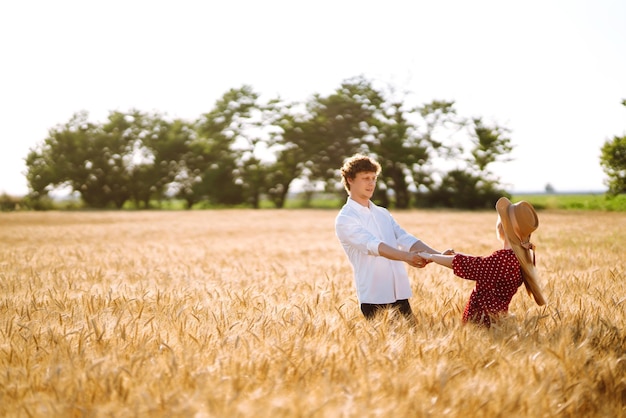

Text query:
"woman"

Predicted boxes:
[[419, 197, 546, 328]]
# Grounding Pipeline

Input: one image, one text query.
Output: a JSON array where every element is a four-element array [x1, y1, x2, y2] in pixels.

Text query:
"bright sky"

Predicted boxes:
[[1, 0, 625, 196]]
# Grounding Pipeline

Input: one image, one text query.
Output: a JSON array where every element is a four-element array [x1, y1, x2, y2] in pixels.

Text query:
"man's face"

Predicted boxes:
[[348, 171, 377, 200]]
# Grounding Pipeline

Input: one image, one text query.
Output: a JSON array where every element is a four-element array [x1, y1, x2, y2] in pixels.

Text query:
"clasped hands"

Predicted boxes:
[[407, 248, 455, 268]]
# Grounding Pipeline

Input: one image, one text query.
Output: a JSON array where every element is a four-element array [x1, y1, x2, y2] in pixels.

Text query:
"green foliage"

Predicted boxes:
[[0, 193, 21, 211], [600, 135, 626, 196], [513, 193, 626, 211], [372, 99, 430, 209], [469, 117, 513, 172], [415, 169, 510, 209], [26, 110, 181, 209], [278, 193, 626, 211], [599, 99, 626, 196], [189, 85, 263, 208], [24, 77, 524, 211]]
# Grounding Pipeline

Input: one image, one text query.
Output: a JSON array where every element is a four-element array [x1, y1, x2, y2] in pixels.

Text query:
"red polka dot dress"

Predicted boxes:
[[452, 249, 523, 328]]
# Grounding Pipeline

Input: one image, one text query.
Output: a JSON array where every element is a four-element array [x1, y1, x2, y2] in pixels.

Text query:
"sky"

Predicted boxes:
[[1, 0, 625, 196]]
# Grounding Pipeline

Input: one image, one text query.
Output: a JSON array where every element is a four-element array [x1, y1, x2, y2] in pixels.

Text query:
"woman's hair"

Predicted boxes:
[[495, 216, 505, 242], [340, 154, 381, 191]]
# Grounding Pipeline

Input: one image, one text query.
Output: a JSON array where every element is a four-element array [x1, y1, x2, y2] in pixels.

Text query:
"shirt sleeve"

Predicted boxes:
[[386, 208, 419, 250], [335, 212, 382, 256]]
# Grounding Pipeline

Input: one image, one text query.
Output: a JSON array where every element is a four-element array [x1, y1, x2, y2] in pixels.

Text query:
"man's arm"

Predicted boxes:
[[410, 240, 455, 265], [378, 242, 425, 267], [409, 239, 440, 254]]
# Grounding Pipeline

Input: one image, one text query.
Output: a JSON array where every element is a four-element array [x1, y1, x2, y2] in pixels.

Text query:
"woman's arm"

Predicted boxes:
[[419, 252, 454, 269], [411, 241, 456, 266]]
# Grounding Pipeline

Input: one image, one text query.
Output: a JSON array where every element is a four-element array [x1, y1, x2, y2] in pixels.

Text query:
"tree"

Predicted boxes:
[[468, 117, 514, 174], [371, 94, 433, 208], [24, 76, 520, 210], [25, 109, 193, 209], [138, 116, 195, 207], [433, 118, 512, 209], [411, 100, 463, 207], [268, 77, 379, 208], [187, 86, 261, 208], [409, 102, 513, 209], [25, 111, 90, 203], [231, 93, 277, 209], [25, 110, 135, 208], [301, 76, 380, 193], [600, 135, 626, 196], [600, 100, 626, 196], [91, 111, 137, 208], [25, 144, 60, 202], [465, 117, 513, 205], [251, 97, 301, 208], [428, 169, 482, 208]]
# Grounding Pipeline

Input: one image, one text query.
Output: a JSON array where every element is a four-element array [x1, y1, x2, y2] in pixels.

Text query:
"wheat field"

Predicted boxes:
[[0, 209, 625, 417]]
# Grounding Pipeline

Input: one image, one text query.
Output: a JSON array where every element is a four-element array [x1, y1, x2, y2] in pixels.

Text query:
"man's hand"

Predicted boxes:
[[407, 251, 430, 268]]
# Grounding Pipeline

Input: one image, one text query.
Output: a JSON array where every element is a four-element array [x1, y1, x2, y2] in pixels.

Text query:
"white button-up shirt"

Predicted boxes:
[[335, 197, 419, 304]]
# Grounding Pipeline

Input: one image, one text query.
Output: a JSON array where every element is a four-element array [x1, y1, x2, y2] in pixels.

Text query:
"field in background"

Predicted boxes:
[[1, 209, 625, 417], [5, 191, 625, 212], [512, 193, 626, 211], [278, 193, 626, 211]]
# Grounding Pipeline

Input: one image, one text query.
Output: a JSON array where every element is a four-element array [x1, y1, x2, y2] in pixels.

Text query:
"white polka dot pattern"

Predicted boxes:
[[452, 249, 523, 328]]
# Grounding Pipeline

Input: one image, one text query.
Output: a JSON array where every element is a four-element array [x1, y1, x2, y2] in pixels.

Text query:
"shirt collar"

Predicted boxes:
[[347, 197, 371, 213]]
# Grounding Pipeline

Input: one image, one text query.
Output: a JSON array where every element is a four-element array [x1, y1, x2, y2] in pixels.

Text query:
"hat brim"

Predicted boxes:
[[496, 197, 546, 306]]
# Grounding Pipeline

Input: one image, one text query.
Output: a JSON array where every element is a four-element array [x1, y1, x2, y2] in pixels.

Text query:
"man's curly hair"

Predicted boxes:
[[340, 154, 381, 192]]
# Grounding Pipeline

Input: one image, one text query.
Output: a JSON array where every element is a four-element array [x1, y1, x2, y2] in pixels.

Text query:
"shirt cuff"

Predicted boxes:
[[367, 239, 382, 256]]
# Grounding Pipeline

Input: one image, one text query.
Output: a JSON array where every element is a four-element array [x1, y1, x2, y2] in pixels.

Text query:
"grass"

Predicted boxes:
[[275, 192, 626, 211], [6, 192, 625, 212], [0, 209, 625, 417], [513, 193, 626, 211]]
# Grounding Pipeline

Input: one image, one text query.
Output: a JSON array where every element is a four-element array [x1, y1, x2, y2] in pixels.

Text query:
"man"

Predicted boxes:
[[335, 154, 444, 320]]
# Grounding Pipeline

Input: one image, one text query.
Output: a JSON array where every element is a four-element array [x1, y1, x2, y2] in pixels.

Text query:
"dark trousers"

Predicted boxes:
[[360, 299, 413, 320]]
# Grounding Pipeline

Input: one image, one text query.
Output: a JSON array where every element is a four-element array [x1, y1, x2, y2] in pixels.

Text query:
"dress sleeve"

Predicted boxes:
[[452, 253, 502, 282]]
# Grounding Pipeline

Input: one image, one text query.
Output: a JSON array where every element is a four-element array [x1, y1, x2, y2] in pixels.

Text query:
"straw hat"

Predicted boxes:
[[496, 197, 546, 305]]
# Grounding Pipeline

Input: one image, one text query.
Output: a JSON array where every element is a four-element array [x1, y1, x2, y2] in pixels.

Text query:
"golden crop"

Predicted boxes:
[[1, 209, 624, 417]]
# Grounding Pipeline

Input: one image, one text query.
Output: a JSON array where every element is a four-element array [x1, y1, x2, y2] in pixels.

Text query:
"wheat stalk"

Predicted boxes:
[[0, 209, 624, 417]]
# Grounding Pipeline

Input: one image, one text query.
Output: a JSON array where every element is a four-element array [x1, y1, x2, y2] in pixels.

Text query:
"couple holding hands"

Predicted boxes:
[[335, 154, 546, 328]]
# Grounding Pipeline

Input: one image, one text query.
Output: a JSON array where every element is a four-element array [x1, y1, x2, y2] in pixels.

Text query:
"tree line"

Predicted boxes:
[[25, 76, 534, 210], [600, 99, 626, 197]]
